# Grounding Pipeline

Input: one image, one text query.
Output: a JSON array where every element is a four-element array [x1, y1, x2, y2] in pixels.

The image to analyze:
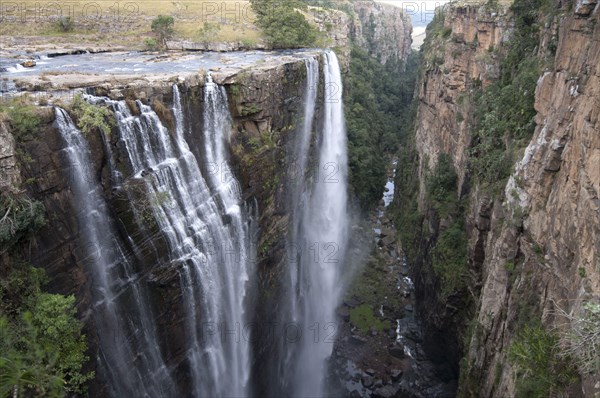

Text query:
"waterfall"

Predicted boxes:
[[104, 84, 254, 397], [289, 56, 320, 326], [56, 50, 348, 398], [55, 108, 177, 397], [288, 50, 350, 397], [60, 81, 254, 397]]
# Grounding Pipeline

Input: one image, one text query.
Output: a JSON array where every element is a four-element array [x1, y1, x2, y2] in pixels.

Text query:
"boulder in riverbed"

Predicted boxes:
[[361, 375, 373, 387], [390, 368, 403, 381], [373, 385, 397, 398], [388, 344, 405, 359]]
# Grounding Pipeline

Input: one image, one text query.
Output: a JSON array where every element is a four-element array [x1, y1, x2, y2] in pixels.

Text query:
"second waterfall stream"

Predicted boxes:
[[55, 50, 349, 397], [287, 51, 351, 397]]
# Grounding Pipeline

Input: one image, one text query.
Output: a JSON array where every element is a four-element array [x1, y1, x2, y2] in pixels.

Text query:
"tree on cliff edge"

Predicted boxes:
[[250, 0, 317, 48], [151, 15, 175, 49]]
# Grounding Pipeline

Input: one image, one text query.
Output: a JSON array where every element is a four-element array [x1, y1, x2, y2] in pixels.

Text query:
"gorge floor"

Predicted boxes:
[[329, 160, 458, 398]]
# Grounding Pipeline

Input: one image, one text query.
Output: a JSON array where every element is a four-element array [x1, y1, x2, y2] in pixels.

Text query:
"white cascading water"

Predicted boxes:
[[288, 56, 319, 323], [55, 108, 177, 397], [290, 50, 350, 397], [99, 83, 253, 397], [277, 56, 319, 392], [56, 51, 347, 397]]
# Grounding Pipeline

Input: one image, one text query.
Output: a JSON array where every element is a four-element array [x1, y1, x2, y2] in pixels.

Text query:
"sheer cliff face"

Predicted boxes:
[[0, 121, 20, 193], [414, 1, 599, 396], [473, 4, 600, 396], [350, 1, 412, 65], [409, 4, 514, 372], [415, 5, 512, 202], [317, 1, 412, 67]]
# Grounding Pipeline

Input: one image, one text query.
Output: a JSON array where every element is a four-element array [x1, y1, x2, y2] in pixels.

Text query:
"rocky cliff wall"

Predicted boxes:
[[311, 0, 412, 68], [349, 1, 413, 65], [399, 2, 514, 378], [0, 54, 319, 396], [407, 0, 599, 396], [415, 4, 512, 203], [466, 2, 600, 396]]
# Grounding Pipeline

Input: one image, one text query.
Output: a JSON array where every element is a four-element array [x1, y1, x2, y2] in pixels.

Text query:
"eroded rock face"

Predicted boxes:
[[413, 2, 599, 397], [410, 5, 513, 374], [0, 54, 317, 396], [470, 6, 600, 396], [309, 1, 412, 69], [415, 4, 512, 204], [0, 120, 21, 193], [351, 1, 412, 65]]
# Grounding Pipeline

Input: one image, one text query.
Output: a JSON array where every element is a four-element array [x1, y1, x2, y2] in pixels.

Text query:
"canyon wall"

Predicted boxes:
[[311, 0, 412, 68], [165, 0, 414, 70], [404, 0, 599, 396], [1, 54, 320, 396]]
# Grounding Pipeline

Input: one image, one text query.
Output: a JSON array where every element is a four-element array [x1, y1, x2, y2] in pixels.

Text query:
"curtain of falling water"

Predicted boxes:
[[55, 108, 177, 397], [286, 51, 351, 397], [63, 81, 254, 397]]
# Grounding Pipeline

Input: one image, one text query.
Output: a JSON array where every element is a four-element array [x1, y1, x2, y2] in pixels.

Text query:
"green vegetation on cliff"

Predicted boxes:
[[250, 0, 318, 48], [70, 94, 113, 137], [508, 323, 576, 397], [0, 262, 94, 397], [1, 191, 92, 396], [2, 102, 41, 143], [426, 154, 468, 298], [470, 0, 550, 191], [0, 195, 45, 251]]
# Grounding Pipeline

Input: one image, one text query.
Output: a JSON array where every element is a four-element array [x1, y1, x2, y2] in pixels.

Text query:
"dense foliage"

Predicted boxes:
[[557, 301, 600, 374], [344, 46, 419, 208], [1, 190, 91, 397], [249, 0, 317, 48], [426, 154, 459, 218], [426, 155, 468, 298], [4, 103, 41, 142], [508, 323, 576, 397], [469, 0, 548, 190], [70, 94, 113, 137], [0, 262, 93, 397], [0, 195, 45, 252], [431, 220, 468, 298]]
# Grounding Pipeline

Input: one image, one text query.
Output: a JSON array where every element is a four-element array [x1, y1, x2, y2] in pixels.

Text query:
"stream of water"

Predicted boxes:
[[54, 50, 351, 398]]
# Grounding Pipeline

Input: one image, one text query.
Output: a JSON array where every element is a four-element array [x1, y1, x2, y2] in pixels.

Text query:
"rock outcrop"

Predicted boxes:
[[415, 4, 512, 201], [350, 1, 413, 65], [406, 0, 600, 396], [310, 1, 412, 68], [0, 120, 21, 193], [468, 3, 600, 396]]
